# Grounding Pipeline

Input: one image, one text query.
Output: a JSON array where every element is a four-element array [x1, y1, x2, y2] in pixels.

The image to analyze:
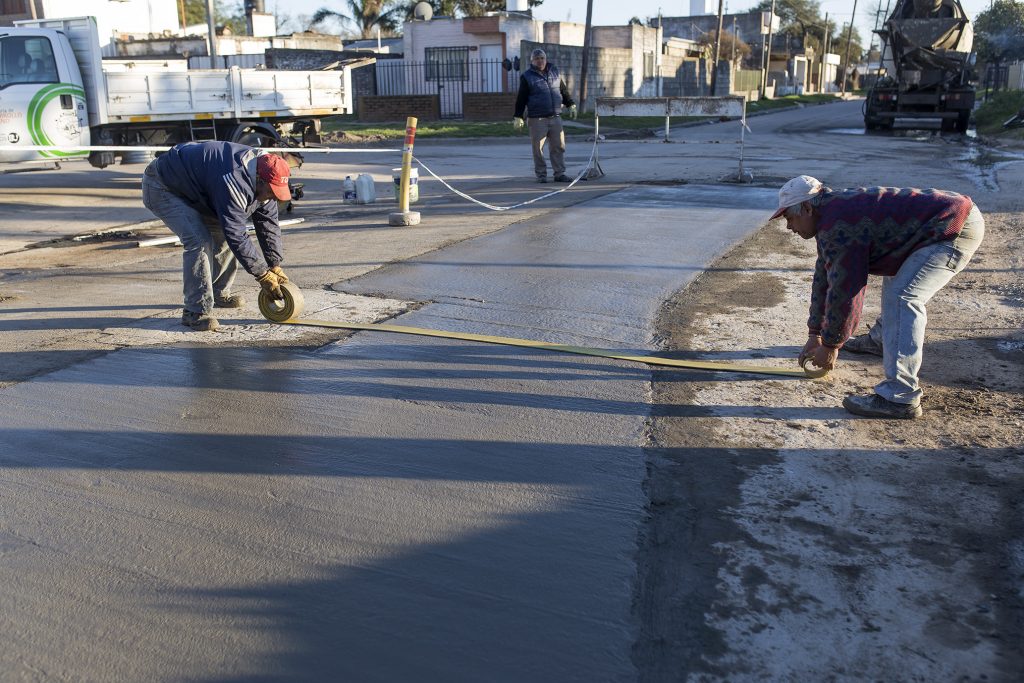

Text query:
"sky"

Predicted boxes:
[[279, 0, 996, 45]]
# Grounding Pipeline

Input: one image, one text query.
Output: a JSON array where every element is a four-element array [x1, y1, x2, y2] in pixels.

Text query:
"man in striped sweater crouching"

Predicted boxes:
[[773, 175, 984, 419]]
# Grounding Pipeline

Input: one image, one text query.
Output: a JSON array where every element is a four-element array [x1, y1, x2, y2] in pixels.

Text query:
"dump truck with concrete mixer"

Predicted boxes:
[[0, 16, 351, 167], [864, 0, 975, 132]]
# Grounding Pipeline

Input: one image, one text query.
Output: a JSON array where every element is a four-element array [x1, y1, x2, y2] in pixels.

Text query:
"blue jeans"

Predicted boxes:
[[874, 205, 985, 406], [142, 163, 238, 315]]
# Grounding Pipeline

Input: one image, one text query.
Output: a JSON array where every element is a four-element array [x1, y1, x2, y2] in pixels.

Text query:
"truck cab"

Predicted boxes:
[[0, 27, 90, 163]]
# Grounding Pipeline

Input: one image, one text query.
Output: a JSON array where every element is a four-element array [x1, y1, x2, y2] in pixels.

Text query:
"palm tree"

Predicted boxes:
[[310, 0, 403, 39]]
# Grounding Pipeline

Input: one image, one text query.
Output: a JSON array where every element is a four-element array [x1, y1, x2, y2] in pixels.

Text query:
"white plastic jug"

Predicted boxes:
[[354, 173, 376, 204], [392, 166, 419, 204], [343, 176, 356, 203]]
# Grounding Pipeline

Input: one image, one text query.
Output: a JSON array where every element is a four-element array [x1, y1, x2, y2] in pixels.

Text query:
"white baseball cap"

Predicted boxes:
[[771, 175, 823, 219]]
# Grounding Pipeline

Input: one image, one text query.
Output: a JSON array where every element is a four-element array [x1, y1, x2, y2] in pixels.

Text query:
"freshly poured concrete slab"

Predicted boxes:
[[0, 184, 777, 680], [340, 184, 779, 349]]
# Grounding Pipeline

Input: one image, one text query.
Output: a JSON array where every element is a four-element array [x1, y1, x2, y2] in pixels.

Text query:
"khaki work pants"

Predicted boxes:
[[527, 115, 566, 179]]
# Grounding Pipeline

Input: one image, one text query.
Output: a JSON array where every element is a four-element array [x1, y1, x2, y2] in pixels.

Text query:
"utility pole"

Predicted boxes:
[[579, 0, 594, 112], [818, 12, 829, 93], [760, 0, 776, 99], [841, 0, 859, 95], [732, 15, 737, 63], [711, 0, 725, 95], [205, 0, 218, 66]]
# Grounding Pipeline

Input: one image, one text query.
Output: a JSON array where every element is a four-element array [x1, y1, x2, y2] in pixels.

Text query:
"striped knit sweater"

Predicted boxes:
[[807, 186, 974, 347]]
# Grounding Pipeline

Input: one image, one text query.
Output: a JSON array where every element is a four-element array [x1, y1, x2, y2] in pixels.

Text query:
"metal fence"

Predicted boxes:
[[375, 58, 520, 119], [733, 69, 762, 93]]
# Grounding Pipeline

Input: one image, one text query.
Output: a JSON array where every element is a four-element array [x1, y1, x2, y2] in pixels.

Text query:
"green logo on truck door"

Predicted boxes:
[[27, 83, 88, 158]]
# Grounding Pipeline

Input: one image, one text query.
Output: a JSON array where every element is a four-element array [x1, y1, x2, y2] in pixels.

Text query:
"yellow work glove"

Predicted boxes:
[[270, 265, 289, 283], [567, 104, 578, 120], [256, 269, 284, 300], [513, 116, 525, 131]]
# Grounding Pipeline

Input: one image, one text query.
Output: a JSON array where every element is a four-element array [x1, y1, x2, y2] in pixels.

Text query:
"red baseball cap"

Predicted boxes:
[[257, 154, 292, 202]]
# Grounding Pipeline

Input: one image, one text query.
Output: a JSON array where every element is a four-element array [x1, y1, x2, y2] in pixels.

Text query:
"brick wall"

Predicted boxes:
[[358, 95, 441, 122], [463, 92, 517, 121]]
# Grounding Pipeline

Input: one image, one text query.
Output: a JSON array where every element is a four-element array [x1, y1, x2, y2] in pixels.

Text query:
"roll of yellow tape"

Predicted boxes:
[[259, 280, 305, 322], [800, 356, 831, 379]]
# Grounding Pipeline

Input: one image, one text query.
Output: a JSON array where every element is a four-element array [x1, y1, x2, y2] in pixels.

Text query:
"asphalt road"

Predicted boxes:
[[2, 100, 1019, 680]]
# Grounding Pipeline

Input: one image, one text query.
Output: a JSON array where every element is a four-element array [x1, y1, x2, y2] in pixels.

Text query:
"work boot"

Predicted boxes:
[[537, 176, 548, 183], [553, 174, 572, 183], [181, 310, 220, 332], [214, 293, 246, 308], [843, 332, 883, 356], [842, 393, 921, 419]]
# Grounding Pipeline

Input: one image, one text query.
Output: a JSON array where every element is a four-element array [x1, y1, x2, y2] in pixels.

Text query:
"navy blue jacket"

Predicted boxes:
[[154, 141, 282, 276], [514, 64, 574, 118]]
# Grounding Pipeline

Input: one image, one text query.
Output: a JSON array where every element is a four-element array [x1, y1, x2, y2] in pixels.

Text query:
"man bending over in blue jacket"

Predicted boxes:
[[142, 141, 292, 331]]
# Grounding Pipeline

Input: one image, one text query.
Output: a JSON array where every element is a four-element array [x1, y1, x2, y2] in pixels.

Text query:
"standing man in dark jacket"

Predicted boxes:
[[513, 48, 577, 183], [774, 175, 984, 419], [142, 141, 292, 331]]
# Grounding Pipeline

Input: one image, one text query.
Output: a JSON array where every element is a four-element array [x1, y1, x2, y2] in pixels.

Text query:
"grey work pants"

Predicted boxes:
[[142, 162, 239, 315], [528, 115, 566, 178]]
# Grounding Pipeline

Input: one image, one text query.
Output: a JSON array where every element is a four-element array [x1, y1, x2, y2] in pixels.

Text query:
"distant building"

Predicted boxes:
[[689, 0, 717, 16]]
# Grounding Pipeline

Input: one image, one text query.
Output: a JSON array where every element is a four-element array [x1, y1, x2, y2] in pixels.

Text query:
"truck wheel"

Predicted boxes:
[[956, 111, 970, 134], [228, 123, 280, 148]]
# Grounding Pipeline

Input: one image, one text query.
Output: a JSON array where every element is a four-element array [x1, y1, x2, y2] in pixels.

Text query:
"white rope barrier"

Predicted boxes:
[[14, 132, 602, 213], [412, 131, 601, 212], [11, 145, 401, 154]]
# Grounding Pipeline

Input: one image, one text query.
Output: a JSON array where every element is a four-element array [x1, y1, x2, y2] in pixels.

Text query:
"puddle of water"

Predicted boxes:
[[955, 141, 1024, 192], [997, 340, 1024, 353], [823, 127, 942, 141]]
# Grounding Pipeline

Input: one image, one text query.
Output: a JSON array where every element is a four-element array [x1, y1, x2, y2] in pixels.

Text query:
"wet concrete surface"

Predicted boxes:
[[0, 184, 774, 680], [4, 101, 1022, 679]]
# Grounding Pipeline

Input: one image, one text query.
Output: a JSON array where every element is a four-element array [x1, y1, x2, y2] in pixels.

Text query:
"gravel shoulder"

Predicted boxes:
[[638, 199, 1024, 679]]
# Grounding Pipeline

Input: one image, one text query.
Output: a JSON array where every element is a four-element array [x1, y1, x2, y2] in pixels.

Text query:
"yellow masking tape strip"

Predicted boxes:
[[277, 318, 826, 379]]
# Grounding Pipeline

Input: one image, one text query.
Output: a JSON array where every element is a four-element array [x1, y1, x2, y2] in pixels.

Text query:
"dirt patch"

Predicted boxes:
[[636, 211, 1024, 680], [321, 131, 390, 144]]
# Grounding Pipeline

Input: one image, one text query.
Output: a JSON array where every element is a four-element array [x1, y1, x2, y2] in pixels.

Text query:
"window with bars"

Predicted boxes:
[[425, 47, 469, 81]]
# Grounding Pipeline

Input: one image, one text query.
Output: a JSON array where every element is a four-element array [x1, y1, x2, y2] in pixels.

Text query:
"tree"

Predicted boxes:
[[698, 29, 752, 64], [180, 0, 247, 34], [974, 0, 1024, 66], [310, 0, 405, 38], [754, 0, 826, 50]]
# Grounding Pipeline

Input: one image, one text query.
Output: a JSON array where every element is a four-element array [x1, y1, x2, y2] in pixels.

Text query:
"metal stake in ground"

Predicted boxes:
[[389, 116, 421, 227]]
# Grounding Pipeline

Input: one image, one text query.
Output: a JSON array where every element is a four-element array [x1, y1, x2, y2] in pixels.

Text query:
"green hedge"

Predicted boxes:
[[975, 90, 1024, 138]]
